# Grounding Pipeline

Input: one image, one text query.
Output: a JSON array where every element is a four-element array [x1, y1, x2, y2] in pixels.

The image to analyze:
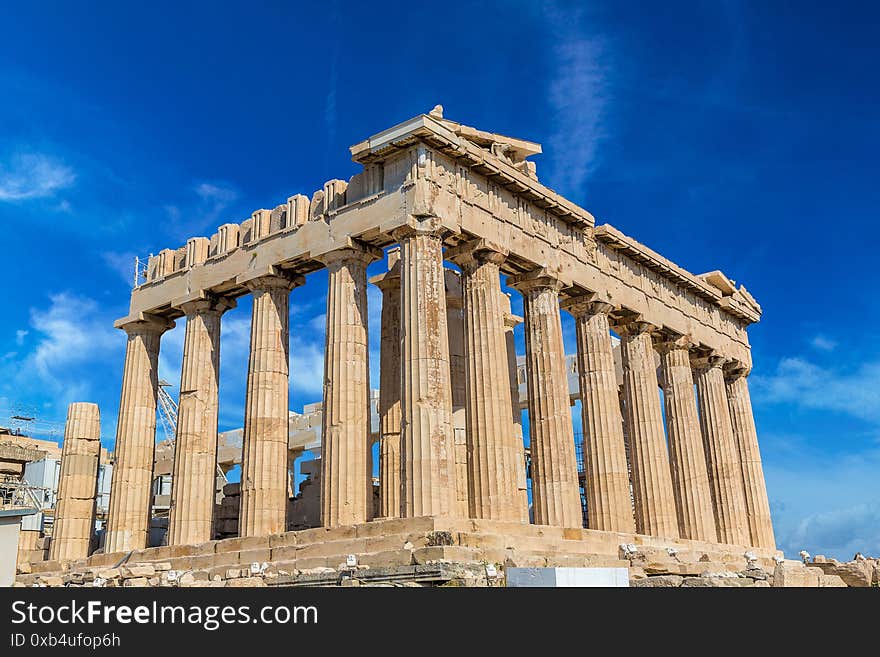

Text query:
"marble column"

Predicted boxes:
[[319, 245, 379, 527], [655, 337, 718, 542], [692, 354, 749, 546], [393, 224, 457, 518], [563, 297, 635, 533], [725, 365, 776, 548], [106, 315, 173, 553], [617, 319, 679, 538], [445, 273, 470, 518], [239, 273, 301, 537], [448, 241, 522, 521], [503, 306, 530, 522], [167, 296, 233, 546], [509, 271, 581, 528], [372, 252, 401, 519], [50, 403, 101, 561]]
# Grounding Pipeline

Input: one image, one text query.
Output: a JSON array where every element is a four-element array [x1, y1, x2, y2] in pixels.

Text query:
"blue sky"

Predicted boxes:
[[1, 1, 877, 559]]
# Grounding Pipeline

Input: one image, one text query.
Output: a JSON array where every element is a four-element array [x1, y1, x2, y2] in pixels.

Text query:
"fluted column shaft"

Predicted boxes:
[[51, 403, 101, 561], [106, 317, 171, 553], [395, 225, 457, 517], [373, 259, 401, 519], [618, 321, 679, 538], [564, 299, 635, 533], [503, 310, 530, 522], [656, 340, 717, 542], [693, 355, 749, 545], [168, 297, 230, 545], [240, 274, 300, 537], [510, 272, 581, 527], [320, 246, 377, 527], [451, 244, 522, 521], [726, 369, 775, 548]]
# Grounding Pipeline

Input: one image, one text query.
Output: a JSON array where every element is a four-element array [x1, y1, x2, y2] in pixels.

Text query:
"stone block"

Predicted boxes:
[[227, 577, 266, 587], [631, 575, 684, 587], [773, 562, 820, 587], [238, 548, 271, 564], [412, 546, 482, 565], [123, 565, 155, 578], [811, 561, 872, 587], [215, 535, 270, 554], [123, 577, 149, 587], [681, 577, 751, 587], [818, 574, 847, 587]]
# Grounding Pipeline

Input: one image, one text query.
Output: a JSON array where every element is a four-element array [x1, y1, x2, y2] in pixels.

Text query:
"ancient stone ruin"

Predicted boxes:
[[16, 108, 876, 587]]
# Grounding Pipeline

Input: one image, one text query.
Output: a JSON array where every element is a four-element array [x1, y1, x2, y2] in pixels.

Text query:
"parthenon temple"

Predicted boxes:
[[16, 107, 792, 587]]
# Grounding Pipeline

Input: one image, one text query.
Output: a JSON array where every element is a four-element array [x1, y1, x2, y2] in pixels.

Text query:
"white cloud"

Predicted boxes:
[[810, 334, 837, 351], [101, 251, 138, 286], [752, 357, 880, 426], [544, 2, 611, 199], [0, 152, 75, 201], [15, 330, 27, 346], [784, 503, 880, 560], [164, 181, 240, 240]]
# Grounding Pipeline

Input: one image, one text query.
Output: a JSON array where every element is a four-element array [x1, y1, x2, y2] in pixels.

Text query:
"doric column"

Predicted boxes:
[[448, 240, 522, 521], [167, 296, 233, 546], [371, 251, 401, 519], [562, 297, 635, 533], [239, 273, 302, 537], [655, 337, 717, 542], [393, 223, 457, 518], [692, 353, 749, 546], [503, 305, 530, 522], [725, 365, 775, 548], [105, 315, 173, 553], [319, 244, 380, 527], [508, 270, 581, 527], [445, 272, 470, 518], [50, 403, 101, 561], [616, 319, 679, 538]]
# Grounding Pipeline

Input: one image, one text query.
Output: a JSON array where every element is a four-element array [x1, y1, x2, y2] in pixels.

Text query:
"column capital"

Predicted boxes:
[[653, 334, 695, 355], [503, 312, 523, 329], [390, 217, 447, 241], [506, 268, 565, 294], [445, 238, 509, 271], [173, 293, 236, 317], [315, 242, 383, 267], [724, 360, 752, 382], [241, 271, 304, 293], [561, 293, 614, 318], [118, 313, 175, 336], [690, 351, 729, 372], [613, 316, 658, 338]]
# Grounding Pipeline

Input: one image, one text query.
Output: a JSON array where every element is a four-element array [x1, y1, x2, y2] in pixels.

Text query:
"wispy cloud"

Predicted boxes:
[[15, 330, 27, 346], [0, 152, 75, 201], [810, 334, 837, 351], [164, 180, 240, 240], [101, 250, 138, 286], [543, 1, 611, 199], [752, 356, 880, 426]]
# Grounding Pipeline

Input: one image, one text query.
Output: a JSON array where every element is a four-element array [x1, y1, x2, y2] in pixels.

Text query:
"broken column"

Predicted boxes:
[[725, 364, 776, 548], [563, 297, 635, 533], [371, 251, 401, 519], [616, 319, 679, 538], [448, 240, 523, 521], [167, 296, 233, 546], [509, 270, 581, 528], [319, 245, 379, 527], [106, 315, 173, 553], [655, 337, 718, 542], [692, 353, 749, 546], [239, 273, 302, 537], [393, 223, 457, 518], [50, 403, 101, 561]]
